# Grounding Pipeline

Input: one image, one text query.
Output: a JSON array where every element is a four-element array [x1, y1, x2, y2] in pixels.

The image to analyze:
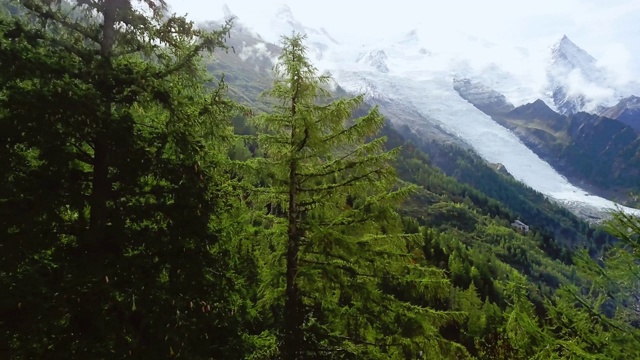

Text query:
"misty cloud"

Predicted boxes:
[[565, 69, 615, 109], [168, 0, 640, 92], [238, 42, 275, 64], [597, 43, 633, 87]]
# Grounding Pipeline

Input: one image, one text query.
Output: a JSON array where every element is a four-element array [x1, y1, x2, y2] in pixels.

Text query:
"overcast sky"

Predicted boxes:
[[167, 0, 640, 78]]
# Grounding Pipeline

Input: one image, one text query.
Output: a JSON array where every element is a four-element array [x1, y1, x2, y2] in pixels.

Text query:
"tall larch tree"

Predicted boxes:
[[248, 33, 467, 359]]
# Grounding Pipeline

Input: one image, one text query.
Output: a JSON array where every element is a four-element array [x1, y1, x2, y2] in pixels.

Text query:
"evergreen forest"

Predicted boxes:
[[1, 1, 639, 359]]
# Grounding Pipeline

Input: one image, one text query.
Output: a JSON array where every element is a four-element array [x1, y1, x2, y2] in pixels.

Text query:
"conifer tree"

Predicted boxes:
[[249, 33, 466, 359], [583, 211, 640, 355], [539, 213, 640, 359], [0, 1, 251, 357]]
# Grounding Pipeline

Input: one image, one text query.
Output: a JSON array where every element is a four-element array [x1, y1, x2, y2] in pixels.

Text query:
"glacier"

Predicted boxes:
[[334, 68, 640, 218], [322, 41, 640, 218]]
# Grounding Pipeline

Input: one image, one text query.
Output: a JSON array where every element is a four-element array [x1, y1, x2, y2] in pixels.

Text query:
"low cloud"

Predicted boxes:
[[565, 69, 615, 109], [238, 42, 275, 64], [324, 76, 339, 92], [171, 0, 640, 110], [597, 43, 632, 87]]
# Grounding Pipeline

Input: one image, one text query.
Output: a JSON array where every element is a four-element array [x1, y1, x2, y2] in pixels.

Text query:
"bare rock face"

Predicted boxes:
[[356, 49, 389, 73], [598, 96, 640, 132], [491, 163, 513, 178], [453, 78, 515, 116]]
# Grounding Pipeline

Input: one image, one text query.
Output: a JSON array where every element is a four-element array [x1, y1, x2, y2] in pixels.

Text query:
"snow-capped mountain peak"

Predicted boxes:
[[266, 5, 340, 62], [546, 35, 610, 115], [356, 49, 389, 73], [221, 4, 235, 21], [550, 35, 597, 70], [399, 29, 420, 46], [270, 4, 338, 44], [275, 5, 296, 24], [271, 4, 304, 35]]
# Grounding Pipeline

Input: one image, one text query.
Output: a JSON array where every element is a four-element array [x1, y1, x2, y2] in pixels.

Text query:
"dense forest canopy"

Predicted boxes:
[[1, 1, 639, 359]]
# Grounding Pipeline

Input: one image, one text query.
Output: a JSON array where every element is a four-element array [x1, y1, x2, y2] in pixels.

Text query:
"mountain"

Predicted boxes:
[[211, 7, 640, 219], [598, 95, 640, 131], [399, 29, 420, 47], [197, 18, 279, 111], [332, 43, 640, 217], [456, 79, 640, 205], [356, 49, 389, 73], [545, 35, 640, 117], [269, 4, 338, 60], [337, 68, 640, 218], [206, 18, 465, 148], [546, 35, 605, 115], [453, 78, 515, 115], [550, 36, 598, 75], [204, 25, 611, 239], [507, 99, 565, 123]]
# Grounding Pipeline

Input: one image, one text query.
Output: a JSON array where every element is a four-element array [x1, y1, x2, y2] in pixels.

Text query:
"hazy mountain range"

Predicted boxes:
[[203, 4, 640, 218]]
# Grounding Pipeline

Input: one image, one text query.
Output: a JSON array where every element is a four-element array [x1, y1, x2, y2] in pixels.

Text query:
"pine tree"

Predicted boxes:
[[501, 278, 547, 359], [0, 1, 251, 357], [249, 33, 466, 359]]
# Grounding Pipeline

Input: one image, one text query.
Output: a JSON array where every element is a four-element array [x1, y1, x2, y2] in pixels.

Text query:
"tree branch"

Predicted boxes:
[[21, 0, 102, 44]]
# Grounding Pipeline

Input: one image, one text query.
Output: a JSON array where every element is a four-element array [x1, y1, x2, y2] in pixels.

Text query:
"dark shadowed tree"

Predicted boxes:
[[0, 0, 252, 358]]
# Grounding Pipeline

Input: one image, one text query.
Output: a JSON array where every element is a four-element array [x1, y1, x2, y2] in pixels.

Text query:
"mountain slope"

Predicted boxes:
[[337, 67, 640, 218], [210, 33, 609, 249], [455, 80, 640, 205], [356, 49, 389, 73], [545, 35, 640, 116], [208, 7, 640, 218], [547, 35, 603, 115], [199, 21, 278, 112], [202, 19, 609, 228], [453, 78, 516, 115], [598, 95, 640, 131]]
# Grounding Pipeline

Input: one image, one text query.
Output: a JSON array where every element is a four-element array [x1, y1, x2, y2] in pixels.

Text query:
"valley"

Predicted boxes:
[[215, 6, 640, 219]]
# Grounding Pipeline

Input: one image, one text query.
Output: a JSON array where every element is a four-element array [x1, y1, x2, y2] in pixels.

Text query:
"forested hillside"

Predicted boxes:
[[1, 1, 639, 359]]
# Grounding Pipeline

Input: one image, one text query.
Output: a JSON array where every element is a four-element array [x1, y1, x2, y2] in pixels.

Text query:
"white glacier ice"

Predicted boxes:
[[327, 50, 640, 218], [334, 69, 640, 218]]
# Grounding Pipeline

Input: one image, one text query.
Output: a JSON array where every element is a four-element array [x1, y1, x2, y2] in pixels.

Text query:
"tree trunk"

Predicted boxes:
[[89, 137, 109, 242], [283, 157, 302, 359], [283, 83, 303, 359], [88, 0, 117, 243]]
